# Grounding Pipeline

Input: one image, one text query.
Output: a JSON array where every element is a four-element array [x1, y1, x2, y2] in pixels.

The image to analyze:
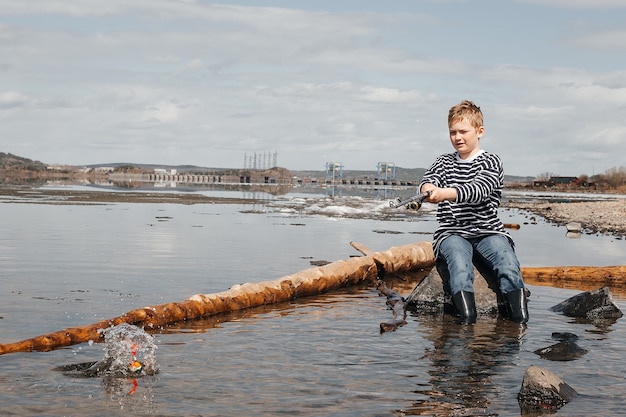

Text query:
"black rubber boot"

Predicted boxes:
[[504, 288, 529, 324], [452, 291, 477, 325]]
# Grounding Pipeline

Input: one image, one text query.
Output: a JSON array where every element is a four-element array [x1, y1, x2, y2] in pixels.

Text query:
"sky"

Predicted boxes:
[[1, 0, 625, 177]]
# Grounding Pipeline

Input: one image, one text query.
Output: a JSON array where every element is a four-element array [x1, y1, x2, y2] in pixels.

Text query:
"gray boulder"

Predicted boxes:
[[550, 286, 623, 321], [518, 365, 577, 413], [405, 260, 505, 316]]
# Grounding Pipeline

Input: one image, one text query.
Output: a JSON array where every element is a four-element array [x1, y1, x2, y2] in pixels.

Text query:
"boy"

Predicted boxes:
[[419, 100, 528, 324]]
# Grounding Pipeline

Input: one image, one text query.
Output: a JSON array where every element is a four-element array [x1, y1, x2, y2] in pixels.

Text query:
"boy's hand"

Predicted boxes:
[[421, 184, 457, 203]]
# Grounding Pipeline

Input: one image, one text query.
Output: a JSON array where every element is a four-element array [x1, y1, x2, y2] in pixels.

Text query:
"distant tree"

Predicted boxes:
[[113, 165, 141, 173], [603, 166, 626, 188], [534, 172, 556, 181], [590, 166, 626, 189]]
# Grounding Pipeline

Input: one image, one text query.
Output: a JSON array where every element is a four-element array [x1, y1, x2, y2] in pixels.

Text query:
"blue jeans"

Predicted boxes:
[[437, 234, 525, 296]]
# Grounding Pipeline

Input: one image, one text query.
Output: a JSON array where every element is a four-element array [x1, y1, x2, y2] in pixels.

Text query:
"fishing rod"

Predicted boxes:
[[389, 191, 431, 210]]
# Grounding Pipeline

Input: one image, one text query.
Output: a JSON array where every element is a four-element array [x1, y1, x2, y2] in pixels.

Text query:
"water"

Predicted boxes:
[[0, 185, 625, 416]]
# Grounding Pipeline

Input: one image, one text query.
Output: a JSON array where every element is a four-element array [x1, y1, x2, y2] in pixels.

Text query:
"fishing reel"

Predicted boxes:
[[389, 191, 430, 211], [405, 201, 422, 211]]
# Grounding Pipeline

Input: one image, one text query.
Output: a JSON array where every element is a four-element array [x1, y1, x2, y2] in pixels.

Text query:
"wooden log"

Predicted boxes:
[[350, 241, 435, 275], [0, 241, 435, 355], [356, 241, 626, 288], [350, 241, 375, 256], [521, 266, 626, 288], [354, 241, 626, 288]]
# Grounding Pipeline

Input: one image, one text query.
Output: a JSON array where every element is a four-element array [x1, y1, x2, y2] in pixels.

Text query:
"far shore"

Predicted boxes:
[[1, 182, 625, 238]]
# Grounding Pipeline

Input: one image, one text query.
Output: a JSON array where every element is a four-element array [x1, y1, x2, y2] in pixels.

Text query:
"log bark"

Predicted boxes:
[[0, 241, 435, 355], [350, 241, 375, 256], [521, 266, 626, 288], [350, 241, 435, 275]]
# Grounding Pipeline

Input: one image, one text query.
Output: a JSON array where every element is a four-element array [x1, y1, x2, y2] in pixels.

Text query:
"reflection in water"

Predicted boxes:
[[102, 375, 158, 413], [407, 313, 526, 415], [160, 297, 302, 334], [568, 315, 619, 335]]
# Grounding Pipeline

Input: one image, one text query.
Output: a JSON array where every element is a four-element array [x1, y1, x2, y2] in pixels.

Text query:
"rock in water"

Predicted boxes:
[[518, 365, 577, 412], [534, 341, 588, 361], [566, 222, 582, 233], [534, 331, 588, 361], [405, 261, 504, 316], [550, 286, 623, 320]]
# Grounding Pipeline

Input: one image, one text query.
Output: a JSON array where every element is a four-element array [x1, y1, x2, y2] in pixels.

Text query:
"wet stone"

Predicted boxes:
[[550, 286, 623, 320], [405, 262, 503, 316], [534, 331, 587, 361], [518, 365, 577, 413], [534, 341, 588, 361]]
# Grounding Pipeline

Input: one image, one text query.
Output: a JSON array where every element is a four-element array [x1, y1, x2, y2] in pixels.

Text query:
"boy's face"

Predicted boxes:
[[448, 117, 484, 159]]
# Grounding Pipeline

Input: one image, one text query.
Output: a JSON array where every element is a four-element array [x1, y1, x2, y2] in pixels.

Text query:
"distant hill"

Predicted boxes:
[[85, 162, 207, 171], [0, 152, 47, 170], [86, 162, 263, 175], [504, 174, 535, 184], [1, 152, 534, 183]]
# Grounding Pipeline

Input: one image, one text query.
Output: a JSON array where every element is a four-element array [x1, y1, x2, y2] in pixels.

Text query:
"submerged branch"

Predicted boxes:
[[376, 280, 407, 333]]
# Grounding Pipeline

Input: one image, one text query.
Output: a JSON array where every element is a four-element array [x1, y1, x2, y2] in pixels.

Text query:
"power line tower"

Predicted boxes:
[[377, 162, 396, 180], [325, 162, 343, 179]]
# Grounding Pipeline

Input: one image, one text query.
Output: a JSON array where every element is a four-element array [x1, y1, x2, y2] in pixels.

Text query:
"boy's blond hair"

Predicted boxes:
[[448, 100, 483, 130]]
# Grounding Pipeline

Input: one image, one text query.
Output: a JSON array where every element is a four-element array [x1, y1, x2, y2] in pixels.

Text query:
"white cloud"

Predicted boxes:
[[587, 126, 626, 147], [573, 30, 626, 52], [358, 86, 421, 103], [140, 100, 181, 124], [593, 71, 626, 89], [0, 91, 30, 108]]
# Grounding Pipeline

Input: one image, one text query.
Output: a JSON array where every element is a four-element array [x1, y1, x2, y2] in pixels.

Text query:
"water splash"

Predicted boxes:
[[90, 323, 158, 377], [58, 323, 158, 378]]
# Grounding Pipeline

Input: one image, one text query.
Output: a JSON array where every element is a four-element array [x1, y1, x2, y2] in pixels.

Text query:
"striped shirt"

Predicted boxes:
[[419, 150, 511, 256]]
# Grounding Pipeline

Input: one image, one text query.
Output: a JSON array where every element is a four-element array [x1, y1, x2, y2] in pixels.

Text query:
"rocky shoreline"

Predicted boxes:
[[503, 199, 626, 238]]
